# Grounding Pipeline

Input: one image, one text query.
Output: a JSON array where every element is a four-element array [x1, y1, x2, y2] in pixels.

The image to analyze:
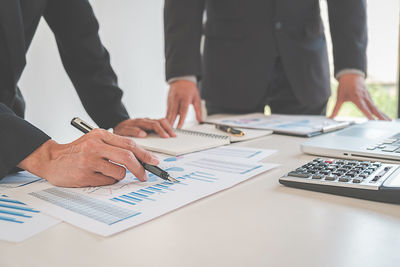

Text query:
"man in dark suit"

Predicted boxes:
[[0, 0, 175, 187], [164, 0, 390, 128]]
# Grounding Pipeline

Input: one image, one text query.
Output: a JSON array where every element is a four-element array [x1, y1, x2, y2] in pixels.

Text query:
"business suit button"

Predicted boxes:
[[275, 22, 282, 30]]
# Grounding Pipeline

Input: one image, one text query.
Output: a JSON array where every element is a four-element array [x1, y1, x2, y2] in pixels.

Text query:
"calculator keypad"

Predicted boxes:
[[283, 158, 398, 190]]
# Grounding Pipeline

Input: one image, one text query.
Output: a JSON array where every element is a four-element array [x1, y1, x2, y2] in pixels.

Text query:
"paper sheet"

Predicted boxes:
[[206, 113, 350, 136], [186, 123, 273, 142], [0, 171, 42, 188], [6, 147, 278, 237], [0, 194, 60, 242]]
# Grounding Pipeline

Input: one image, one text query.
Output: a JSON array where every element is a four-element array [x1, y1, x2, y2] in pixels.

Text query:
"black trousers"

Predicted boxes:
[[206, 58, 328, 116]]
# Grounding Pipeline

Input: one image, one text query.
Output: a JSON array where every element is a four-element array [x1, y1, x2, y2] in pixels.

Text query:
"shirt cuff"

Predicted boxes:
[[168, 75, 197, 84], [335, 69, 366, 80]]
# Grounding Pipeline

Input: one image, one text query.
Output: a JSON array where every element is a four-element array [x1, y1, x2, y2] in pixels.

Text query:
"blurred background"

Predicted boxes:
[[19, 0, 399, 143]]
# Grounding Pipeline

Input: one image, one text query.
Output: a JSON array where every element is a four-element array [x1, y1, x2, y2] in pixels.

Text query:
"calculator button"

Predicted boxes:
[[370, 176, 382, 183], [339, 176, 351, 182], [353, 178, 362, 183], [288, 172, 311, 178], [312, 174, 324, 179], [325, 176, 337, 181], [382, 145, 399, 152], [383, 138, 397, 144]]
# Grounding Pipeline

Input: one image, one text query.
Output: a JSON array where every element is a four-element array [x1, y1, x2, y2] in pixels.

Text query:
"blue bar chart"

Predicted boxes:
[[109, 167, 219, 207], [0, 195, 39, 224], [30, 188, 140, 225]]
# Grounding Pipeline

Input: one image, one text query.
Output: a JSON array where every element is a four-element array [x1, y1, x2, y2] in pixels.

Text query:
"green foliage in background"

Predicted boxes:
[[327, 83, 398, 119]]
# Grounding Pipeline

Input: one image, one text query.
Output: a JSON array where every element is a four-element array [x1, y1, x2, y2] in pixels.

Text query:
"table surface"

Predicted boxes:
[[1, 134, 400, 267]]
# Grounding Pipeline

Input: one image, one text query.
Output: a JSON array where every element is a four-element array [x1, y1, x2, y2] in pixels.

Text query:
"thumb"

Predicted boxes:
[[128, 126, 147, 138]]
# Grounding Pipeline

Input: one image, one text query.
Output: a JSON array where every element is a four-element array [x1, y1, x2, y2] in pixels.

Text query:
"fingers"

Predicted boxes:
[[356, 100, 374, 120], [87, 173, 118, 187], [177, 101, 190, 128], [100, 143, 148, 181], [116, 125, 147, 138], [135, 119, 170, 138], [329, 100, 343, 119], [166, 100, 179, 126], [159, 118, 176, 137], [95, 130, 158, 165], [364, 96, 391, 121], [94, 159, 127, 181], [193, 96, 203, 123]]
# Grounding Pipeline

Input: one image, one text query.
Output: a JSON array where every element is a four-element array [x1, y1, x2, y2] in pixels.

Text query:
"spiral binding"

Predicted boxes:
[[175, 128, 229, 140]]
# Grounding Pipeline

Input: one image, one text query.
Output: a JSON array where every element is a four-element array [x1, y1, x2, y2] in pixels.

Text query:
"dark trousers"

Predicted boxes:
[[206, 58, 328, 116]]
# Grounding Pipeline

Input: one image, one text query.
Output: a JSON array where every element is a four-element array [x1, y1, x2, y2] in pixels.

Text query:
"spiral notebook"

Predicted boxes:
[[131, 129, 230, 156]]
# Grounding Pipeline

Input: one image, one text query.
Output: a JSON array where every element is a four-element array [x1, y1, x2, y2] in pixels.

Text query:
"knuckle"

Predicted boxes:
[[121, 150, 135, 163], [125, 138, 137, 150], [142, 151, 153, 163], [117, 167, 126, 179]]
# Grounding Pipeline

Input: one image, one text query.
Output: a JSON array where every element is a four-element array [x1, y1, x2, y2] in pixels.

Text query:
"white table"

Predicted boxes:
[[1, 134, 400, 267]]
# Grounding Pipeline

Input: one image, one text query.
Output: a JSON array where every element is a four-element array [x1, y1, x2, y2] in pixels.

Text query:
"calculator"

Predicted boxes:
[[279, 158, 400, 204]]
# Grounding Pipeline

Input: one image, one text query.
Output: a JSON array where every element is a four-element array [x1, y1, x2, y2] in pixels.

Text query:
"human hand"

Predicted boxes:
[[166, 80, 202, 128], [330, 73, 390, 120], [17, 129, 159, 187], [114, 118, 176, 138]]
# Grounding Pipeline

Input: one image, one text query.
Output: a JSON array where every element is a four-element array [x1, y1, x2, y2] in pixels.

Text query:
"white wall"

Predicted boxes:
[[19, 0, 169, 143]]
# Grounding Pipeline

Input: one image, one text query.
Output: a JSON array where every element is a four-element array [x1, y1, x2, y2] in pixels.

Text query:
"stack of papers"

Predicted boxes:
[[4, 146, 278, 238], [206, 113, 351, 137]]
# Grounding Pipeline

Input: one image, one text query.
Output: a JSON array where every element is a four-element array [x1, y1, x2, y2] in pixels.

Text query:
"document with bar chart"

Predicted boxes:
[[0, 194, 60, 242], [6, 146, 278, 237]]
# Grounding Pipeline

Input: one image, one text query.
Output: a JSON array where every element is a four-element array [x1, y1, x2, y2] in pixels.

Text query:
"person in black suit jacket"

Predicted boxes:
[[0, 0, 175, 187], [164, 0, 390, 128]]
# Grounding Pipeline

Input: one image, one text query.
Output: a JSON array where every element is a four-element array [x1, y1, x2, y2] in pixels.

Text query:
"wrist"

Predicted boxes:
[[17, 139, 63, 178], [170, 79, 196, 86]]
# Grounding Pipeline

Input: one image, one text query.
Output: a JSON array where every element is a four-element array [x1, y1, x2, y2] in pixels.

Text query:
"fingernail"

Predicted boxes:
[[151, 155, 159, 164], [139, 131, 146, 137], [143, 172, 148, 181]]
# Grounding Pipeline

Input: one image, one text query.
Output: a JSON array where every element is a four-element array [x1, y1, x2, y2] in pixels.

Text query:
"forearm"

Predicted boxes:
[[0, 103, 50, 178], [164, 0, 205, 81], [328, 0, 367, 76], [44, 0, 130, 129]]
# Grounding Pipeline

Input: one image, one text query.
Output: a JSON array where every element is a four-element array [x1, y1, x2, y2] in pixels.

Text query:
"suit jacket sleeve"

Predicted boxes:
[[327, 0, 367, 76], [164, 0, 205, 81], [43, 0, 129, 129], [0, 103, 50, 178]]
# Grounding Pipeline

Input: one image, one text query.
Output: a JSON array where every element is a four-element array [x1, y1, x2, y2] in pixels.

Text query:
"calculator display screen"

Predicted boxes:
[[383, 168, 400, 188]]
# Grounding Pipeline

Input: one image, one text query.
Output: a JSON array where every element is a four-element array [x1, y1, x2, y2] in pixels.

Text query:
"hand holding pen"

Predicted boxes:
[[71, 117, 179, 183], [17, 124, 160, 188]]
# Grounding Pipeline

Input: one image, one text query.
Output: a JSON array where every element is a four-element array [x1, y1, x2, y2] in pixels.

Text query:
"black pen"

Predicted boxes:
[[71, 117, 179, 183], [215, 124, 245, 137]]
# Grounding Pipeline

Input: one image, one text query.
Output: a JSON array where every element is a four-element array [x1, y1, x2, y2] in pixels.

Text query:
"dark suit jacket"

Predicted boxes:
[[164, 0, 367, 110], [0, 0, 129, 178]]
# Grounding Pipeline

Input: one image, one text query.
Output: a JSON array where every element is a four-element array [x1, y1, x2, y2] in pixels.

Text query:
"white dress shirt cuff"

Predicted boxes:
[[168, 75, 197, 84], [335, 69, 365, 80]]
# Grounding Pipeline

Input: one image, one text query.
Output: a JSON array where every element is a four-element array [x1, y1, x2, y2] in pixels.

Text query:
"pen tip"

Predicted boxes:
[[168, 176, 180, 183]]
